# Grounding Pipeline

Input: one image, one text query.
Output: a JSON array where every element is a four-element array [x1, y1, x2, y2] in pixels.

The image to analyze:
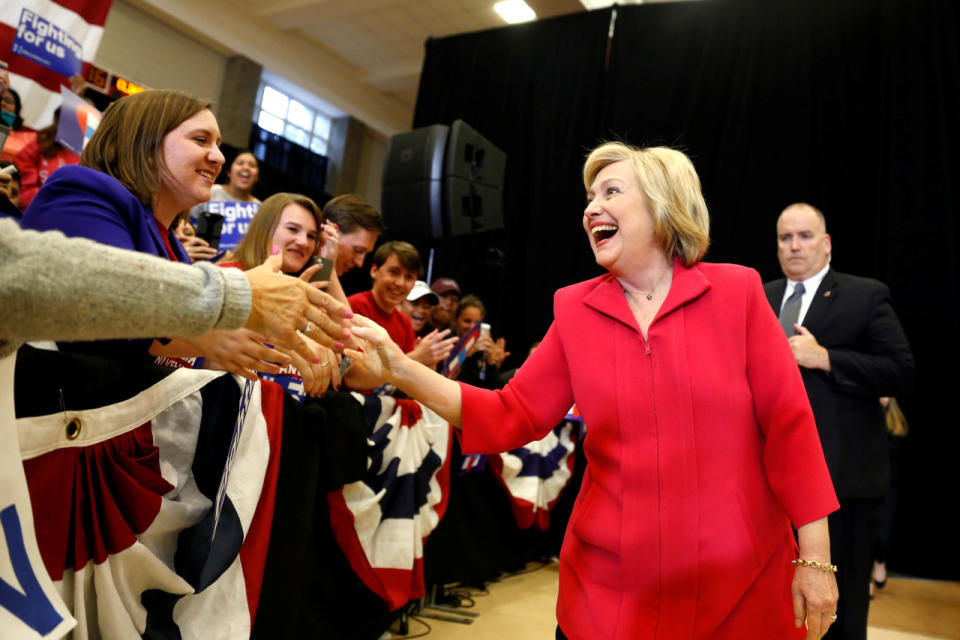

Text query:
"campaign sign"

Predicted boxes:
[[442, 321, 481, 379], [0, 356, 76, 639], [55, 87, 101, 155], [197, 201, 260, 251], [11, 9, 83, 78], [260, 364, 307, 403]]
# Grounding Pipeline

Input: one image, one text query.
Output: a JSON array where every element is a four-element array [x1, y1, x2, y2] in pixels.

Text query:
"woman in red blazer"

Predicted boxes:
[[345, 143, 840, 640]]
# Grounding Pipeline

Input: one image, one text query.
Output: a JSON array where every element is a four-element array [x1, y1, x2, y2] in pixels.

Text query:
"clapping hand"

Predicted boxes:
[[409, 328, 458, 367]]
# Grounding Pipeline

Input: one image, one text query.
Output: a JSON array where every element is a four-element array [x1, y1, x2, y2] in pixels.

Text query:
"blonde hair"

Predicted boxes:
[[224, 193, 323, 272], [884, 397, 909, 437], [81, 90, 211, 206], [583, 142, 710, 266]]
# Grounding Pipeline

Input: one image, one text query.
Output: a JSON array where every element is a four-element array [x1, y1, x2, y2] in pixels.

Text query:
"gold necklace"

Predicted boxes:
[[622, 275, 671, 302]]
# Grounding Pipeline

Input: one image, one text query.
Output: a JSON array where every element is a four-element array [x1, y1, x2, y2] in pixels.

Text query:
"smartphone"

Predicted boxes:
[[480, 323, 491, 340], [309, 256, 334, 283], [195, 212, 224, 249]]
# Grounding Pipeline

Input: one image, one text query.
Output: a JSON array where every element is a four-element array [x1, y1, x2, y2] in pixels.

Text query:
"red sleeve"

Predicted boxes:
[[744, 270, 839, 526], [459, 319, 574, 454], [13, 142, 40, 210]]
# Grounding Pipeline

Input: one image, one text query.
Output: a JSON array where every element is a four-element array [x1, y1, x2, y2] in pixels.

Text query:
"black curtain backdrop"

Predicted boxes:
[[413, 0, 959, 579], [411, 8, 613, 349]]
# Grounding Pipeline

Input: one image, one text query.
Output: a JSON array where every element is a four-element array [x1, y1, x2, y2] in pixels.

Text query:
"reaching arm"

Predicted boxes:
[[0, 220, 351, 363], [346, 316, 464, 426], [1, 219, 250, 352]]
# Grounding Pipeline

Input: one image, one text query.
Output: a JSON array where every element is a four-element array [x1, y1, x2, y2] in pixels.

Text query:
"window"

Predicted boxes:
[[256, 83, 331, 156]]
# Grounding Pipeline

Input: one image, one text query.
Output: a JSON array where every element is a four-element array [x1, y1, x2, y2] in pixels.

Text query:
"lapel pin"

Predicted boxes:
[[824, 291, 832, 297]]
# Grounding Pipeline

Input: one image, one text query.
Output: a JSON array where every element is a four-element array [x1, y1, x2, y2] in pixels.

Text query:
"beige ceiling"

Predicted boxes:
[[230, 0, 585, 111], [126, 0, 691, 135]]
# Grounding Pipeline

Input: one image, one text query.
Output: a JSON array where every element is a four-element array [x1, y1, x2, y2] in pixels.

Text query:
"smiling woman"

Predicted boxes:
[[18, 90, 326, 381], [221, 192, 322, 275], [22, 90, 223, 263], [344, 141, 843, 640], [216, 192, 349, 397]]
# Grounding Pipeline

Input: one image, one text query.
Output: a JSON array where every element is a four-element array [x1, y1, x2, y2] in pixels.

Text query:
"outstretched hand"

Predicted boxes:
[[343, 314, 406, 385], [243, 250, 351, 362], [194, 327, 289, 381]]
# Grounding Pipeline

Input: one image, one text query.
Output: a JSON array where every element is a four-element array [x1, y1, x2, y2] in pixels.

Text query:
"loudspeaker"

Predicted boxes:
[[443, 119, 506, 237], [382, 120, 506, 240], [381, 124, 449, 240]]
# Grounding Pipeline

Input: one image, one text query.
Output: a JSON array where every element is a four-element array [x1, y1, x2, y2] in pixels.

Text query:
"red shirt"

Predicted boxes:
[[14, 140, 80, 211], [347, 290, 417, 354]]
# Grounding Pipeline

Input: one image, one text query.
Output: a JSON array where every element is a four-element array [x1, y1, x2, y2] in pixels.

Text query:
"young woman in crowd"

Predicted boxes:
[[219, 191, 348, 306], [20, 90, 341, 391], [1, 87, 37, 164], [218, 149, 260, 201], [346, 142, 840, 640], [217, 192, 349, 395], [452, 294, 509, 388], [188, 149, 260, 220]]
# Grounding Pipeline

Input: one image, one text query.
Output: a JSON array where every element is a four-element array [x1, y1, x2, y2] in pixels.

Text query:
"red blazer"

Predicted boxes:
[[460, 261, 838, 640]]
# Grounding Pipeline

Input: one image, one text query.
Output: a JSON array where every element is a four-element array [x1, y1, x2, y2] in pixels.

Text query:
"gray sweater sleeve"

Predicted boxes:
[[0, 218, 251, 356]]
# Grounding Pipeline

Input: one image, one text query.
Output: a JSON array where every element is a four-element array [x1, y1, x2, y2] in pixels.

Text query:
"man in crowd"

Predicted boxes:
[[426, 277, 462, 334], [348, 241, 456, 368], [764, 202, 914, 640], [322, 194, 386, 276]]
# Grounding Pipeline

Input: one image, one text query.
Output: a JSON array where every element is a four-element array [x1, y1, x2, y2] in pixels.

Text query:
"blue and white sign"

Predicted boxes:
[[197, 201, 260, 251], [11, 9, 83, 78], [0, 355, 76, 639]]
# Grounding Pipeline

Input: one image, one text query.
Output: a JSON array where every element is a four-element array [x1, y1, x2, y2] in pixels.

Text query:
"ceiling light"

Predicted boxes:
[[494, 0, 536, 24], [580, 0, 645, 8]]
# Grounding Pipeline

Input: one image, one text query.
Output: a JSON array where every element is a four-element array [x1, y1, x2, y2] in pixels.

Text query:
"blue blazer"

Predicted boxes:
[[21, 165, 191, 359], [22, 165, 190, 262]]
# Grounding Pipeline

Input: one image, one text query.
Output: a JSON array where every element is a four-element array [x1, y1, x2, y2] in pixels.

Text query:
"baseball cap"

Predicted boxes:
[[407, 280, 439, 304], [430, 277, 462, 297]]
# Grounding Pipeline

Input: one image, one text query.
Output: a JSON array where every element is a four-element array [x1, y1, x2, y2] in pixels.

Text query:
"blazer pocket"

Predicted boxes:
[[569, 481, 621, 557]]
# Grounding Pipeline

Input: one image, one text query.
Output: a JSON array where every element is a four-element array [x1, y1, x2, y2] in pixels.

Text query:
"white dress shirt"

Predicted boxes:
[[779, 262, 831, 326]]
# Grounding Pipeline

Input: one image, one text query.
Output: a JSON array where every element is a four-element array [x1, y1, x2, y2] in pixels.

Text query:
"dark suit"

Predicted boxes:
[[765, 268, 914, 640]]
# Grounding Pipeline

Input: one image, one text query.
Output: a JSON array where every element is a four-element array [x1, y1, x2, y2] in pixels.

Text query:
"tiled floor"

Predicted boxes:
[[385, 562, 960, 640]]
